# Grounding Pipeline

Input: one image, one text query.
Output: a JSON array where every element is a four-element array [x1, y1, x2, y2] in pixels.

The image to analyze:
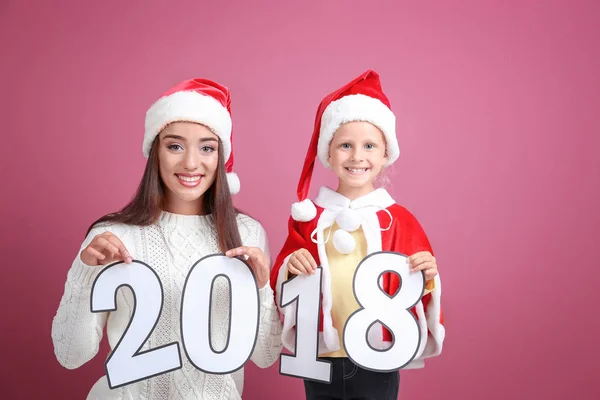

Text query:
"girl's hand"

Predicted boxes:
[[287, 248, 317, 276], [80, 231, 133, 266], [408, 251, 438, 281], [226, 246, 270, 288]]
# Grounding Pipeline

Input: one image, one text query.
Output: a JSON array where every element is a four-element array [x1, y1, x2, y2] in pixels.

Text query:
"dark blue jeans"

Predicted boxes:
[[303, 357, 400, 400]]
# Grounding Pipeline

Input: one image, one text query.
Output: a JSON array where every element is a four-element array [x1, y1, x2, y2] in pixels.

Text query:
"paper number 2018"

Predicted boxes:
[[90, 251, 424, 388]]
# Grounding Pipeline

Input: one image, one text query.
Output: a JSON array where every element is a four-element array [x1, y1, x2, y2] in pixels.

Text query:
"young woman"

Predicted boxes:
[[52, 78, 282, 399]]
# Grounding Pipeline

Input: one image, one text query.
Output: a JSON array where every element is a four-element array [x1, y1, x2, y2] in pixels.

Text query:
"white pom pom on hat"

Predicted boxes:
[[291, 199, 317, 222], [226, 171, 240, 195]]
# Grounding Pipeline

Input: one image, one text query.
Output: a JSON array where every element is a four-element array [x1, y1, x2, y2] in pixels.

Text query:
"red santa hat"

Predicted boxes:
[[143, 78, 240, 194], [291, 70, 399, 221]]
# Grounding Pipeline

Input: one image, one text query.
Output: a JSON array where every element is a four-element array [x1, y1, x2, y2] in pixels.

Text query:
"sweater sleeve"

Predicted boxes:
[[51, 224, 126, 369], [238, 216, 283, 368]]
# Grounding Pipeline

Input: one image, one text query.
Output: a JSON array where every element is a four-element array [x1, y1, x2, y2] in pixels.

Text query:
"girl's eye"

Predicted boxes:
[[365, 143, 375, 150], [341, 143, 351, 149], [168, 144, 183, 151]]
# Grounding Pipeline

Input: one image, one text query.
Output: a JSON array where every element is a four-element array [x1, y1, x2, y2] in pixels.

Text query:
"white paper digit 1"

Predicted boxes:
[[343, 251, 424, 372], [279, 267, 332, 383], [90, 261, 182, 389], [181, 254, 259, 374]]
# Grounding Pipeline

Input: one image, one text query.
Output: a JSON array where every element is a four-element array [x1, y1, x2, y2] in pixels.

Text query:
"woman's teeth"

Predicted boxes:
[[178, 175, 200, 182]]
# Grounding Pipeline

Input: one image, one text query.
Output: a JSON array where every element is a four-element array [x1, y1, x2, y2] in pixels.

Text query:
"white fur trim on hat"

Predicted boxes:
[[144, 90, 232, 159], [317, 93, 399, 168], [291, 199, 317, 222], [226, 172, 240, 195]]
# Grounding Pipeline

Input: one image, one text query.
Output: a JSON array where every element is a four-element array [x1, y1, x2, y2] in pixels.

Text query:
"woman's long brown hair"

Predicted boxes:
[[86, 136, 243, 253]]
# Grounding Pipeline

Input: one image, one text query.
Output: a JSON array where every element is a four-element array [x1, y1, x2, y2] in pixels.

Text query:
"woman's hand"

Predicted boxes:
[[80, 231, 133, 266], [226, 246, 270, 288]]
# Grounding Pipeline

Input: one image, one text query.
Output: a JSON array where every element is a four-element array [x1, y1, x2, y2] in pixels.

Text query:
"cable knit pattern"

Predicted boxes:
[[51, 212, 283, 400]]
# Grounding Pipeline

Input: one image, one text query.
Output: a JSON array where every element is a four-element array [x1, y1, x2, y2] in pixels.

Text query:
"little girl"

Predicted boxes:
[[270, 70, 444, 399], [52, 78, 282, 399]]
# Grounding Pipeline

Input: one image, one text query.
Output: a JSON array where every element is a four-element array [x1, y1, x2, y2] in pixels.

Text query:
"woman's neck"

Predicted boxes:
[[163, 194, 205, 215]]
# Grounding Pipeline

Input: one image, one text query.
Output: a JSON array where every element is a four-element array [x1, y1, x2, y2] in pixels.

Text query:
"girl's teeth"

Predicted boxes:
[[348, 168, 366, 172]]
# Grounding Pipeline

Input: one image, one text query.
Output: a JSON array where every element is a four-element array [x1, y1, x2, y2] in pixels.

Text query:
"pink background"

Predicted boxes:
[[1, 1, 599, 399]]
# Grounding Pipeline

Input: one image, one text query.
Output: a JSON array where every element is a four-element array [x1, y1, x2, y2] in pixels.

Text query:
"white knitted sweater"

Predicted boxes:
[[51, 212, 283, 399]]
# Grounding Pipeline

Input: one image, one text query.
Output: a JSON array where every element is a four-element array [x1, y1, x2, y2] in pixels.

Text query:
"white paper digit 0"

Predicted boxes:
[[90, 261, 182, 389], [181, 254, 259, 374], [90, 255, 260, 388], [279, 267, 332, 383], [343, 251, 424, 372]]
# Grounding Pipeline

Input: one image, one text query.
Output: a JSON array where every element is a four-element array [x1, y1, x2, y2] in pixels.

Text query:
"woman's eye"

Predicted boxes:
[[168, 144, 183, 151]]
